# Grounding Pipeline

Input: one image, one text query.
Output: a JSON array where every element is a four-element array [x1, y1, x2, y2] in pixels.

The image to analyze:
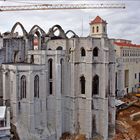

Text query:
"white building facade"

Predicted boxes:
[[0, 16, 116, 140], [114, 39, 140, 97]]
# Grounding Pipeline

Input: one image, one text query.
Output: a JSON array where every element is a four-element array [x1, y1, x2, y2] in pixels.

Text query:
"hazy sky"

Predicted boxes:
[[0, 0, 140, 44]]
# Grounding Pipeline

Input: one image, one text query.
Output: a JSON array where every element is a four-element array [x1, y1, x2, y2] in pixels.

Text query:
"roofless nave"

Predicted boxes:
[[0, 16, 140, 140]]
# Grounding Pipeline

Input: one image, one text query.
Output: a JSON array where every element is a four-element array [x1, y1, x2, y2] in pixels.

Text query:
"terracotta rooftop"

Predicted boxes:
[[90, 16, 107, 25], [114, 42, 140, 48]]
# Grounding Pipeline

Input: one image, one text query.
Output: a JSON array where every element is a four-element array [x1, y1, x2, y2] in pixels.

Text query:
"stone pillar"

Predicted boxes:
[[96, 40, 109, 139], [55, 60, 62, 140], [25, 38, 31, 62], [108, 63, 116, 138], [100, 64, 106, 98], [9, 70, 18, 124], [85, 49, 92, 138], [41, 70, 47, 128], [27, 71, 35, 134], [70, 62, 76, 134], [2, 70, 7, 104]]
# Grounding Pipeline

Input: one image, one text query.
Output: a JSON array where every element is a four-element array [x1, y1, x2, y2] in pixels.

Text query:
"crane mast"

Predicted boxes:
[[0, 3, 125, 12]]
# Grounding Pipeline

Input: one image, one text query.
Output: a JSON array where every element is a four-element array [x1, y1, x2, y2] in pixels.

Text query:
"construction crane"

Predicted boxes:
[[0, 3, 125, 12]]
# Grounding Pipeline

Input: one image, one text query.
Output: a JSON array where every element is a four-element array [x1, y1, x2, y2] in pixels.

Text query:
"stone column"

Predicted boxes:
[[70, 62, 76, 133], [40, 70, 47, 128], [108, 63, 116, 138], [85, 49, 92, 138], [55, 57, 62, 140], [27, 70, 35, 134], [2, 70, 7, 104]]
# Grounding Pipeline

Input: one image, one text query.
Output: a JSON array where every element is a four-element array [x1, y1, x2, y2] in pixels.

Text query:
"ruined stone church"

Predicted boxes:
[[0, 16, 116, 140]]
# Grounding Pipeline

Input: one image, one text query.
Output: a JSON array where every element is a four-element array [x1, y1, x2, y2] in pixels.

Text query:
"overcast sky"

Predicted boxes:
[[0, 0, 140, 44]]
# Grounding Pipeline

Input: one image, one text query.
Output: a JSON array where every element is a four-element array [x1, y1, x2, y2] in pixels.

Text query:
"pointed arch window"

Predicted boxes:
[[48, 58, 53, 95], [80, 76, 86, 94], [93, 47, 98, 57], [60, 59, 64, 94], [34, 75, 39, 98], [92, 75, 99, 96], [20, 75, 26, 99], [48, 59, 53, 79], [81, 48, 86, 57]]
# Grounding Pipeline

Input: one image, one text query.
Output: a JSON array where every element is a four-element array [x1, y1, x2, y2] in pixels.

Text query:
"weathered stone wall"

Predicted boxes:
[[0, 21, 116, 140], [2, 64, 49, 139], [3, 38, 26, 63]]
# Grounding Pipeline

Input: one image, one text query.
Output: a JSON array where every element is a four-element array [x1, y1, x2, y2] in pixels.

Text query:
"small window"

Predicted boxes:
[[13, 51, 19, 63], [81, 48, 86, 57], [135, 73, 137, 79], [30, 55, 34, 64], [49, 82, 53, 95], [18, 102, 21, 112], [20, 75, 26, 99], [96, 26, 99, 32], [48, 59, 53, 79], [93, 47, 98, 57], [92, 26, 94, 33], [56, 46, 63, 50], [92, 75, 99, 95], [34, 75, 39, 98], [60, 59, 64, 94], [92, 115, 96, 136], [80, 76, 85, 94]]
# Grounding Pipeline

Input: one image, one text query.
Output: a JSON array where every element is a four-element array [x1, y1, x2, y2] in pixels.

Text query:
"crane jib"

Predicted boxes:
[[0, 3, 125, 12]]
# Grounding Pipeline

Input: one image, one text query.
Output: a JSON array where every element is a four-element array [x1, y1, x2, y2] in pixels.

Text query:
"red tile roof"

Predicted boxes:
[[90, 16, 107, 25], [114, 42, 140, 48]]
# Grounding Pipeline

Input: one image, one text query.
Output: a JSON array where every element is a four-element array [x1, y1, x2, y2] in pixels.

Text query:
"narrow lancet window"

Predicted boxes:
[[34, 75, 39, 98], [21, 75, 26, 99], [80, 76, 85, 94], [92, 75, 99, 95], [81, 48, 86, 57]]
